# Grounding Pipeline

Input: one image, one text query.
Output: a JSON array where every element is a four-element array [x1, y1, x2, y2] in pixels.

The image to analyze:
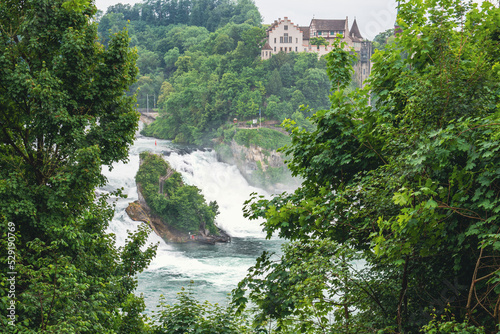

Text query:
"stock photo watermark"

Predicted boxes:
[[6, 221, 16, 326]]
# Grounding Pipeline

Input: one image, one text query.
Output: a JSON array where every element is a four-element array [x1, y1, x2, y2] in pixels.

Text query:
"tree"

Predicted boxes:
[[372, 28, 395, 51], [266, 69, 283, 96], [235, 0, 500, 332], [137, 47, 161, 73], [97, 11, 128, 45], [163, 46, 181, 73], [296, 68, 330, 109], [279, 63, 293, 88], [293, 52, 320, 77], [0, 0, 156, 331], [152, 285, 254, 334], [212, 33, 235, 54], [309, 36, 329, 47]]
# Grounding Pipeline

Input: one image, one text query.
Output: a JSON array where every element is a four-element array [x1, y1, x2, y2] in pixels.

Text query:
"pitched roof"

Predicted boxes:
[[350, 19, 363, 41], [262, 42, 272, 50], [311, 19, 346, 32], [299, 26, 310, 40]]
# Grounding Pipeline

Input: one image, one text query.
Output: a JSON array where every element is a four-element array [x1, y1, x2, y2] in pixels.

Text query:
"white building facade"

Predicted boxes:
[[261, 16, 372, 87]]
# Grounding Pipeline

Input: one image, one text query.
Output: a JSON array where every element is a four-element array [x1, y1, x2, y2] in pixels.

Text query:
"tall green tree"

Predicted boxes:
[[236, 1, 500, 332], [152, 285, 254, 334], [0, 0, 156, 331]]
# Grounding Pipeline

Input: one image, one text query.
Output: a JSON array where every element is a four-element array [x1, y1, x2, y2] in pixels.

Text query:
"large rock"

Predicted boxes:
[[126, 199, 230, 244], [126, 201, 185, 243]]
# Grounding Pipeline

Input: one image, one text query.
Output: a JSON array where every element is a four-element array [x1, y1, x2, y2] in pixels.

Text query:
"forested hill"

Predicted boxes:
[[98, 0, 332, 145], [100, 0, 262, 32]]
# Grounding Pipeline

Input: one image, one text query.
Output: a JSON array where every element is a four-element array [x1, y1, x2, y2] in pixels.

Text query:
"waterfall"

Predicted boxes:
[[101, 132, 283, 311]]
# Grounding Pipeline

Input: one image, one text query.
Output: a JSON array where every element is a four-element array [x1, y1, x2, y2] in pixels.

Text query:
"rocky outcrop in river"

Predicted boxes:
[[126, 199, 230, 244], [126, 152, 230, 244]]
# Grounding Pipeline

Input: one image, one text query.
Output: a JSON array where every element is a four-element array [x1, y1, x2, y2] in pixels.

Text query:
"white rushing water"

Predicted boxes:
[[101, 131, 283, 311]]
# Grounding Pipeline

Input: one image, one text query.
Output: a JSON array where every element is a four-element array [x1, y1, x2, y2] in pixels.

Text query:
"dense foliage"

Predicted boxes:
[[101, 0, 261, 33], [235, 0, 500, 332], [96, 0, 330, 145], [136, 152, 219, 234], [139, 37, 330, 144], [0, 0, 157, 332], [151, 285, 256, 334]]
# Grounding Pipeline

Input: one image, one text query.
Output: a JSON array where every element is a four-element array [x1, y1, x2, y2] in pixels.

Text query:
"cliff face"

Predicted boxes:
[[126, 198, 230, 244], [126, 201, 185, 243], [230, 140, 284, 172], [216, 140, 299, 192]]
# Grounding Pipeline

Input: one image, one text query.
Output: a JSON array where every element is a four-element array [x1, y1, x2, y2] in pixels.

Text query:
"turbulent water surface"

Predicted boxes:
[[101, 131, 284, 311]]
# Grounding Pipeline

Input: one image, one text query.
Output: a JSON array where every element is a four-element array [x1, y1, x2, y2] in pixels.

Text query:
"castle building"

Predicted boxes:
[[261, 16, 372, 87]]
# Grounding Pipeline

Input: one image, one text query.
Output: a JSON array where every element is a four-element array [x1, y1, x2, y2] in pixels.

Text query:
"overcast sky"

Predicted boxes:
[[94, 0, 490, 40]]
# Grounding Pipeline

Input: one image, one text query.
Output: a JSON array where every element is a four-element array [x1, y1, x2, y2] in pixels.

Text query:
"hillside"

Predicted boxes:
[[98, 0, 328, 145]]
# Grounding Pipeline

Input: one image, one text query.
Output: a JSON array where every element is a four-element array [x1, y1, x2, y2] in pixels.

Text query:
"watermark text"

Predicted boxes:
[[6, 221, 16, 326]]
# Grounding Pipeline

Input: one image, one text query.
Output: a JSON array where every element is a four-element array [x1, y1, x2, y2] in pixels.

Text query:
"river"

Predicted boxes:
[[100, 130, 284, 312]]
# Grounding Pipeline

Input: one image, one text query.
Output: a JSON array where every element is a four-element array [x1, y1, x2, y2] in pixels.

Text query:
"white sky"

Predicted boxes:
[[94, 0, 492, 40]]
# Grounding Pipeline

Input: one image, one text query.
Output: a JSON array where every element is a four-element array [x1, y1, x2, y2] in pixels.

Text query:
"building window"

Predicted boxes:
[[363, 69, 366, 75], [274, 46, 276, 51], [313, 32, 316, 36], [288, 36, 292, 43], [289, 47, 292, 51], [330, 31, 335, 35], [274, 38, 276, 43], [280, 36, 283, 43], [284, 25, 288, 30], [284, 33, 288, 43], [280, 47, 283, 51], [318, 31, 322, 35], [296, 37, 298, 43]]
